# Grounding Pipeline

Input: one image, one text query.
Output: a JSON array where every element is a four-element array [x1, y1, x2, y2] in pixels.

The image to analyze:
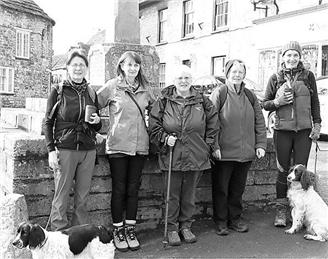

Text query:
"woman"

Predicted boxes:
[[97, 51, 154, 252], [149, 65, 220, 246], [210, 59, 267, 235], [262, 41, 321, 227], [43, 49, 102, 231]]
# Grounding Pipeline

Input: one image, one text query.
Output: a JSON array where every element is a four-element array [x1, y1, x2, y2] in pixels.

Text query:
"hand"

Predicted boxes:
[[309, 123, 321, 141], [212, 149, 221, 160], [48, 150, 60, 171], [88, 113, 100, 124], [256, 148, 265, 159], [274, 88, 293, 107], [167, 135, 177, 147]]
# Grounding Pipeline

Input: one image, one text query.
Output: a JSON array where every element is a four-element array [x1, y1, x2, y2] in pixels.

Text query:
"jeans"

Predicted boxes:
[[273, 129, 312, 198], [108, 155, 146, 224], [212, 161, 252, 224]]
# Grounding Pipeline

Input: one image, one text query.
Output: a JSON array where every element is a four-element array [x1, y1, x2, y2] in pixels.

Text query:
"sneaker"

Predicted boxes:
[[113, 226, 129, 252], [180, 228, 197, 243], [125, 225, 140, 251], [167, 231, 181, 246], [274, 207, 287, 227], [215, 222, 229, 236], [228, 219, 249, 233]]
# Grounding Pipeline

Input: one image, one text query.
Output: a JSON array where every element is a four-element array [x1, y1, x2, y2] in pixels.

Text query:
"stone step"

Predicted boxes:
[[25, 97, 47, 113]]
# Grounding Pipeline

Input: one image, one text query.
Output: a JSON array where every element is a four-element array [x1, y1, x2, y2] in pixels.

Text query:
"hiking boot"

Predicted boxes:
[[167, 231, 181, 246], [113, 226, 128, 252], [180, 228, 197, 243], [228, 219, 249, 233], [125, 225, 140, 251], [274, 206, 287, 227], [215, 222, 229, 236]]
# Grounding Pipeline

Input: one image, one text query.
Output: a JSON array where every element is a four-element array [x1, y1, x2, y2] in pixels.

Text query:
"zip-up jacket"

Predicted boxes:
[[262, 66, 321, 131], [43, 79, 102, 152], [97, 77, 154, 155], [210, 82, 267, 162], [149, 85, 219, 171]]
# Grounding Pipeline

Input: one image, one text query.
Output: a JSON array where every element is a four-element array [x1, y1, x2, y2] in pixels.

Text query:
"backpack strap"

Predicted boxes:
[[244, 88, 255, 107], [48, 83, 63, 119]]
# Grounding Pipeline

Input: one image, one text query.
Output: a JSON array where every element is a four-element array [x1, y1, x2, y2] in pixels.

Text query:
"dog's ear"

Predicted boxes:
[[28, 224, 45, 249], [300, 169, 316, 190]]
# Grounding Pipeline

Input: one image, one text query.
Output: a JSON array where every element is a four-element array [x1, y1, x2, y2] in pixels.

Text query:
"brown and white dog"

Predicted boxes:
[[12, 222, 115, 258], [286, 164, 328, 242]]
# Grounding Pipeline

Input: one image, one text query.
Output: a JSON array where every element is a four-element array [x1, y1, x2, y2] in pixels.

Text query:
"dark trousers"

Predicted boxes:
[[273, 129, 312, 198], [165, 171, 202, 231], [108, 155, 146, 224], [212, 161, 252, 224]]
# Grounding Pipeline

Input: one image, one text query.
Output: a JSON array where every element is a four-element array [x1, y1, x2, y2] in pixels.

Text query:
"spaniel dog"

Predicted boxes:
[[285, 164, 328, 242], [12, 222, 115, 258]]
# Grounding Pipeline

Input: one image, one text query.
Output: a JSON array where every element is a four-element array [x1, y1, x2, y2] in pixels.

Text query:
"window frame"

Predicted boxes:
[[158, 8, 168, 43], [159, 63, 166, 88], [182, 0, 194, 38], [213, 0, 229, 31], [0, 66, 15, 94], [211, 55, 226, 76], [15, 28, 31, 59]]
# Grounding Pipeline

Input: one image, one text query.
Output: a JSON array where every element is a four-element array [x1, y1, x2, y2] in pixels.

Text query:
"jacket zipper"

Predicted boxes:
[[71, 87, 83, 150]]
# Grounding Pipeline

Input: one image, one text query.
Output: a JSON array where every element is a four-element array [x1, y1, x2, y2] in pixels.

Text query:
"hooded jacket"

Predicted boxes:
[[43, 79, 102, 152], [149, 85, 219, 171], [97, 76, 154, 155], [210, 82, 267, 162]]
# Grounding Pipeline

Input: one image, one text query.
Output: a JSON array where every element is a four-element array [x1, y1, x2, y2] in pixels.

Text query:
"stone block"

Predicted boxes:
[[93, 157, 111, 177], [140, 174, 164, 193], [13, 159, 52, 179], [89, 210, 112, 228], [137, 206, 162, 220], [250, 155, 270, 170], [25, 196, 52, 217], [87, 193, 111, 211], [243, 185, 276, 202], [253, 170, 277, 185], [90, 176, 111, 193], [0, 194, 32, 259], [13, 179, 54, 197], [25, 98, 47, 113]]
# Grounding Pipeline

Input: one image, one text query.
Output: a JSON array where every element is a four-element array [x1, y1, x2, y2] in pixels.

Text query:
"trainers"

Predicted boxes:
[[167, 231, 181, 246], [113, 226, 128, 252], [228, 219, 249, 233], [180, 228, 197, 243], [125, 225, 140, 251], [215, 222, 229, 236], [274, 207, 287, 227]]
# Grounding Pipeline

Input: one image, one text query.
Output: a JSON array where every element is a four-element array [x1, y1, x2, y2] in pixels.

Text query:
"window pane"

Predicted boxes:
[[159, 63, 166, 88], [23, 33, 29, 58], [214, 0, 228, 30], [0, 68, 5, 91], [8, 69, 13, 92], [183, 0, 194, 36]]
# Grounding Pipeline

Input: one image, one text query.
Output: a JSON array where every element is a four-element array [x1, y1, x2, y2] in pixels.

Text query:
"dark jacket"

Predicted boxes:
[[43, 79, 102, 152], [149, 85, 219, 171], [210, 82, 267, 162], [262, 63, 321, 131]]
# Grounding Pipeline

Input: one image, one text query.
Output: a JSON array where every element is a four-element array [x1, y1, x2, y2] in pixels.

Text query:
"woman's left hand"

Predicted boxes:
[[256, 148, 265, 159], [88, 113, 101, 124]]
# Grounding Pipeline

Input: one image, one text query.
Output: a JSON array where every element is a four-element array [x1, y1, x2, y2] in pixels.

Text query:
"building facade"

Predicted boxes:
[[0, 0, 55, 108], [139, 0, 328, 89]]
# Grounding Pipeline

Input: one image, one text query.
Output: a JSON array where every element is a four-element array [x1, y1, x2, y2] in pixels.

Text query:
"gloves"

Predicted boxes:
[[256, 148, 266, 159], [274, 88, 293, 107], [309, 123, 321, 141], [212, 148, 221, 160]]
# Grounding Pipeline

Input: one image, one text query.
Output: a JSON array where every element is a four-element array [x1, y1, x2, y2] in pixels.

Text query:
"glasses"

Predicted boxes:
[[70, 63, 86, 68]]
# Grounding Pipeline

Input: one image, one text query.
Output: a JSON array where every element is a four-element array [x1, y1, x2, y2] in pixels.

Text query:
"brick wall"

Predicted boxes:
[[0, 132, 277, 230], [0, 5, 53, 108]]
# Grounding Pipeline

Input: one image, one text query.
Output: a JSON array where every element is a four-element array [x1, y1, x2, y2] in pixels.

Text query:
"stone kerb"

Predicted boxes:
[[0, 130, 277, 230]]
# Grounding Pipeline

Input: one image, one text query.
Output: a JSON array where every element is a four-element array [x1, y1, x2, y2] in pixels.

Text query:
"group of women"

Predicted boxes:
[[43, 40, 321, 251]]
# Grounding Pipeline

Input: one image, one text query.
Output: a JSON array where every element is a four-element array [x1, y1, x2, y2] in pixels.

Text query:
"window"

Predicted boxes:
[[0, 67, 14, 93], [212, 56, 226, 76], [158, 9, 168, 43], [16, 28, 30, 59], [183, 0, 194, 37], [322, 45, 328, 76], [214, 0, 228, 30], [182, 59, 191, 67], [258, 50, 277, 90], [159, 63, 166, 88]]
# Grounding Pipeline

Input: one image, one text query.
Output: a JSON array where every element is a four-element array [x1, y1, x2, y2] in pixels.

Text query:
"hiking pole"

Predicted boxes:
[[163, 145, 174, 247], [314, 141, 319, 175]]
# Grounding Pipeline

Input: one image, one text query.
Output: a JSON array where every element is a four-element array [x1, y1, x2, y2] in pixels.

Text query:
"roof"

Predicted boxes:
[[0, 0, 55, 25], [86, 29, 106, 45], [52, 54, 67, 70]]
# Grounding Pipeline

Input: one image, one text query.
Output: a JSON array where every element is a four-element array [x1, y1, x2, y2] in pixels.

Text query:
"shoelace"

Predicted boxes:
[[126, 227, 136, 240], [115, 228, 126, 241]]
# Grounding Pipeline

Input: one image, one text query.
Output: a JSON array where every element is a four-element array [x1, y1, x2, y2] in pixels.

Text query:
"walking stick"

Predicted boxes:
[[163, 145, 173, 247], [314, 141, 319, 175]]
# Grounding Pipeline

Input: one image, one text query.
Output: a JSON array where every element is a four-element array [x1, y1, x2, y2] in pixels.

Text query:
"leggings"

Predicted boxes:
[[108, 155, 146, 224], [273, 129, 312, 198]]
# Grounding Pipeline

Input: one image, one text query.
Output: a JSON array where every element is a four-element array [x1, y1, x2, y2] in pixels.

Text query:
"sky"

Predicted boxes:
[[34, 0, 113, 55]]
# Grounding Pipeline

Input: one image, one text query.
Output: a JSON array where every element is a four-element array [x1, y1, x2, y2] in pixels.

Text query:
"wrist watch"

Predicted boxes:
[[273, 99, 280, 108]]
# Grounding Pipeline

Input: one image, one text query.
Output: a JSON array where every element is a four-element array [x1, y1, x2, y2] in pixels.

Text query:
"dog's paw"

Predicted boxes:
[[285, 228, 295, 234]]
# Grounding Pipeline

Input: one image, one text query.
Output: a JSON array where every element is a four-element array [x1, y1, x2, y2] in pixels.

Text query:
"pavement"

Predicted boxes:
[[115, 206, 328, 259]]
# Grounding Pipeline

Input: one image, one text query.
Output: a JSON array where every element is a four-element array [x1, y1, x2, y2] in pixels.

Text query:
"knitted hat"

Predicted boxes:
[[66, 48, 88, 67], [282, 41, 302, 57], [224, 59, 246, 78]]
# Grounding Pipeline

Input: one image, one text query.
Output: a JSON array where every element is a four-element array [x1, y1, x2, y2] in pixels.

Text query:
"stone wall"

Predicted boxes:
[[0, 131, 277, 230], [0, 5, 53, 108]]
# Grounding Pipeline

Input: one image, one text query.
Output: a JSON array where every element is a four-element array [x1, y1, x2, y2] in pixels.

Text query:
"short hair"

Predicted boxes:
[[172, 65, 192, 80], [116, 51, 148, 87], [66, 48, 88, 67]]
